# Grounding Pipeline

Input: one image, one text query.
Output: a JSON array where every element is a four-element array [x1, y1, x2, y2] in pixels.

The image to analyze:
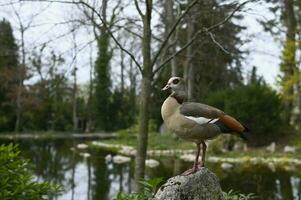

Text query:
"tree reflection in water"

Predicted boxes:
[[2, 139, 300, 200]]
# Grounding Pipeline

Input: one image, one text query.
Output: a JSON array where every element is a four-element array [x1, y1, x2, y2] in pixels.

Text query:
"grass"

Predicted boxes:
[[93, 127, 301, 161], [106, 128, 194, 150]]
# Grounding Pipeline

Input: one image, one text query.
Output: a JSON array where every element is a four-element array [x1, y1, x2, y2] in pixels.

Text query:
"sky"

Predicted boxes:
[[0, 0, 282, 87]]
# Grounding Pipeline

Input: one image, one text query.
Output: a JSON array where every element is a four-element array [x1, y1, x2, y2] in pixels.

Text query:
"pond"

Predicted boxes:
[[1, 138, 300, 200]]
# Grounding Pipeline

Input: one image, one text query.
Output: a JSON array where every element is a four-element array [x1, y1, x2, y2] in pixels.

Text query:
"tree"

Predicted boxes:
[[183, 0, 245, 101], [0, 18, 19, 132], [206, 68, 284, 146], [280, 0, 299, 125], [260, 0, 301, 128]]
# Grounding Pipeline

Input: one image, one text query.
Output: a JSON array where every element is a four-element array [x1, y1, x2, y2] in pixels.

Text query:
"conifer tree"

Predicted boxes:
[[0, 19, 19, 131]]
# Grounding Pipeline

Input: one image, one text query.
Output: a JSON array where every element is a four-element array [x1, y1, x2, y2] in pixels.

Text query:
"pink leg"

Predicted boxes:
[[182, 142, 203, 176], [201, 141, 207, 167]]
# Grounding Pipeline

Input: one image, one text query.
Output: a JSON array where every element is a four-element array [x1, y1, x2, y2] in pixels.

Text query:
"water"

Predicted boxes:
[[1, 138, 301, 200]]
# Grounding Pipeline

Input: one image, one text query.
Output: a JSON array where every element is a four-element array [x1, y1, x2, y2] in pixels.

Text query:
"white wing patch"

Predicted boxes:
[[185, 116, 219, 125]]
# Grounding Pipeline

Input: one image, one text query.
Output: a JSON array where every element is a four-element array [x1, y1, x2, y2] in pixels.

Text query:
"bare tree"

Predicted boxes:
[[11, 1, 49, 132], [71, 28, 78, 132]]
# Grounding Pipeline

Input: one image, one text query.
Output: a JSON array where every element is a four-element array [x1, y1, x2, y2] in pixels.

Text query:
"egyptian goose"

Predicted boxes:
[[161, 77, 248, 175]]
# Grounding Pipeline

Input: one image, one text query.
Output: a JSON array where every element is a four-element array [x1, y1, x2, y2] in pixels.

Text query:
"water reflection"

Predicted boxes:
[[1, 139, 300, 200]]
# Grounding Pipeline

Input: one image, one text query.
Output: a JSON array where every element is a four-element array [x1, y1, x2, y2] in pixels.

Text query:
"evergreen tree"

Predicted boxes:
[[0, 19, 19, 131], [186, 0, 245, 99]]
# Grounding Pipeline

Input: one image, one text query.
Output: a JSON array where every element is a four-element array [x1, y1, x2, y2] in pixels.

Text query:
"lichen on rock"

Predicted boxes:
[[155, 168, 225, 200]]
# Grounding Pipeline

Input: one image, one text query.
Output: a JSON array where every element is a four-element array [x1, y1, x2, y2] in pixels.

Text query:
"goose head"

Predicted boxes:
[[162, 77, 187, 100]]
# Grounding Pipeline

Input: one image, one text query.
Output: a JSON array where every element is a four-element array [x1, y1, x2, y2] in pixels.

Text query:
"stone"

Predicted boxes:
[[105, 154, 112, 162], [221, 163, 233, 170], [179, 154, 195, 162], [155, 168, 225, 200], [145, 159, 160, 168], [77, 143, 88, 149], [112, 155, 131, 164], [79, 152, 91, 158], [283, 145, 296, 153], [233, 142, 244, 151], [266, 142, 276, 153]]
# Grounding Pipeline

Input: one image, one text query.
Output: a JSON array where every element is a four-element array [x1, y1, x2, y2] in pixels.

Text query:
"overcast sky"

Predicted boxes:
[[0, 0, 282, 87]]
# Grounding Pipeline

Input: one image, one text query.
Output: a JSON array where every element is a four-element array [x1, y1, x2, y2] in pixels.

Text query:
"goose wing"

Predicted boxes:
[[179, 102, 224, 124]]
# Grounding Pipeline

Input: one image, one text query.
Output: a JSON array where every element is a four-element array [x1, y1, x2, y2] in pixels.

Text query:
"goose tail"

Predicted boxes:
[[215, 115, 249, 141]]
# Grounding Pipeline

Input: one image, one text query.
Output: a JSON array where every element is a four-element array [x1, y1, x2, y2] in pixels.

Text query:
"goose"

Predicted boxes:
[[161, 77, 248, 175]]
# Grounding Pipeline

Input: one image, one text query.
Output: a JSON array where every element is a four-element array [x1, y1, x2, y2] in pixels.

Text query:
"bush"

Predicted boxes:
[[205, 83, 284, 146], [0, 144, 60, 199]]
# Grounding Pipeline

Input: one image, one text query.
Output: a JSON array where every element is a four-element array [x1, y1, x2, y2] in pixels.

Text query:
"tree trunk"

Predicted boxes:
[[72, 66, 77, 131], [72, 30, 78, 132], [282, 0, 298, 125], [120, 49, 125, 93], [164, 0, 178, 76], [185, 12, 195, 101], [135, 0, 153, 192], [15, 29, 25, 132]]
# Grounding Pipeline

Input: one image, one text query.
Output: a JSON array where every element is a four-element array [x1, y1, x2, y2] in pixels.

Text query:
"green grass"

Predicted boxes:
[[94, 127, 301, 161], [105, 128, 194, 150]]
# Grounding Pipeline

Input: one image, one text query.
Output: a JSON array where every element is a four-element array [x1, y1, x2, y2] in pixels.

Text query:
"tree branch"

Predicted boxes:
[[21, 0, 143, 74], [151, 0, 198, 68], [207, 31, 230, 54], [134, 0, 144, 19], [152, 0, 251, 76]]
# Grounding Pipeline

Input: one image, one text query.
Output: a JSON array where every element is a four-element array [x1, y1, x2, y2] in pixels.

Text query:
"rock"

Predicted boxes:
[[105, 154, 112, 162], [179, 154, 195, 162], [120, 146, 136, 156], [221, 163, 233, 170], [266, 142, 276, 153], [77, 143, 88, 149], [155, 168, 225, 200], [79, 152, 91, 158], [267, 162, 276, 172], [145, 159, 160, 168], [112, 155, 131, 164], [233, 142, 244, 151], [283, 145, 296, 153]]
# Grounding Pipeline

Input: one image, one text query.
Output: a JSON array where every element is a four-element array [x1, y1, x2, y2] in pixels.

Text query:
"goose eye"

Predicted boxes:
[[172, 79, 179, 84]]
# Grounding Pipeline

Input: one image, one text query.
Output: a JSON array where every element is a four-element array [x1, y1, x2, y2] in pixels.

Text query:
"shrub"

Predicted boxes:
[[205, 83, 284, 146], [0, 144, 60, 199]]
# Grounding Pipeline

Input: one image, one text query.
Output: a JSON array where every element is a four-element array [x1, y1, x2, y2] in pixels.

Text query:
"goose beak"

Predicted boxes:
[[161, 84, 170, 91]]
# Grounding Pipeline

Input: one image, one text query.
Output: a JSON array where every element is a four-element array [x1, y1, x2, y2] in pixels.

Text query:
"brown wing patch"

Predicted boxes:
[[219, 115, 245, 133]]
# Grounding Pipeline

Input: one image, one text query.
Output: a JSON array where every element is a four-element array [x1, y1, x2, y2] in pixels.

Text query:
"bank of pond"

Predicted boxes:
[[0, 138, 300, 200]]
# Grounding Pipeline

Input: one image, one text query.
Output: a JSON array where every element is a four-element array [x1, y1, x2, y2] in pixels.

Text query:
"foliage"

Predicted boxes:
[[0, 19, 19, 132], [224, 190, 257, 200], [114, 177, 163, 200], [183, 0, 245, 99], [110, 88, 137, 131], [0, 144, 60, 199], [206, 77, 284, 146], [21, 49, 74, 131], [94, 30, 113, 131]]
